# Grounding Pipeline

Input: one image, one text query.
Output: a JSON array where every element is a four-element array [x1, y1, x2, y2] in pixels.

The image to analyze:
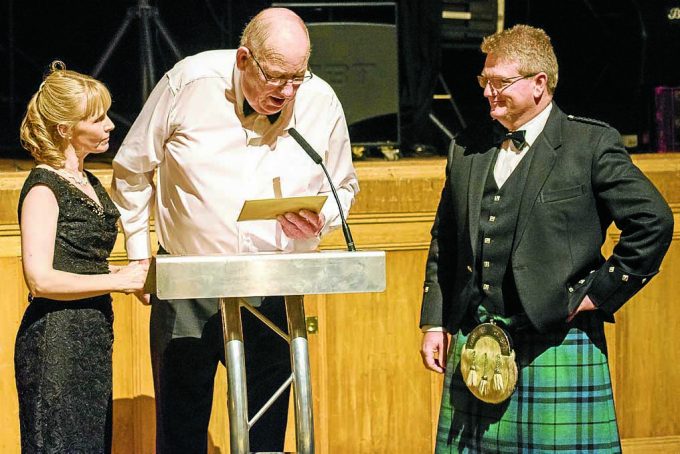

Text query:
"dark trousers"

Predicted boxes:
[[150, 295, 291, 453]]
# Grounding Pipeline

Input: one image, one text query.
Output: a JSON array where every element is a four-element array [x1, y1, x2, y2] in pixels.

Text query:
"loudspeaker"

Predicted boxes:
[[307, 22, 399, 145], [273, 2, 399, 146]]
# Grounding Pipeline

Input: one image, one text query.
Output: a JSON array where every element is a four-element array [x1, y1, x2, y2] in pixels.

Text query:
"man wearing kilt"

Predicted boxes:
[[419, 25, 674, 453]]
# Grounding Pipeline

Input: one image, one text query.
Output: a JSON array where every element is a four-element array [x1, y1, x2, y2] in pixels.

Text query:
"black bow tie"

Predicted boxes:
[[243, 99, 281, 124], [502, 130, 526, 149]]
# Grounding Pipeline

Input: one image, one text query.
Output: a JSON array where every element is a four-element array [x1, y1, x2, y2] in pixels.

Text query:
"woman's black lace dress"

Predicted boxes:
[[15, 168, 120, 453]]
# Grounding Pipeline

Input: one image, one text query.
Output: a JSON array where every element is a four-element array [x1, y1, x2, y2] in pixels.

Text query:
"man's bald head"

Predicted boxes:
[[240, 8, 310, 66]]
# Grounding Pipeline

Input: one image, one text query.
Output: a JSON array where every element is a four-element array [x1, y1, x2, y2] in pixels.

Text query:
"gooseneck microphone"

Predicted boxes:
[[288, 127, 356, 252]]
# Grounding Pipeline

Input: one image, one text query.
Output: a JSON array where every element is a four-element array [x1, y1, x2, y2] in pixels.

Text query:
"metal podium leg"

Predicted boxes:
[[285, 295, 315, 454], [219, 297, 249, 454]]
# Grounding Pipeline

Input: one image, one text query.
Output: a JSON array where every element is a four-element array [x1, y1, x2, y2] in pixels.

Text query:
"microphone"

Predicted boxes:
[[288, 127, 356, 252]]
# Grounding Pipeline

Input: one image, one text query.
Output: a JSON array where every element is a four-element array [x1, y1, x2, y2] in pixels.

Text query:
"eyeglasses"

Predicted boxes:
[[477, 73, 537, 94], [248, 48, 313, 87]]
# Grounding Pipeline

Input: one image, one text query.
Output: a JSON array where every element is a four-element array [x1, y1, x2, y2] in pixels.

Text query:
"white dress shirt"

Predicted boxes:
[[493, 103, 553, 188], [111, 50, 359, 260]]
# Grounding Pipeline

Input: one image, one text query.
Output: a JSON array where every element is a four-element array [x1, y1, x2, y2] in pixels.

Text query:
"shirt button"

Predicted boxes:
[[483, 261, 490, 268], [494, 195, 501, 202], [622, 275, 629, 282], [484, 237, 491, 244], [466, 265, 473, 272], [489, 215, 496, 222], [482, 283, 490, 291], [568, 287, 574, 293]]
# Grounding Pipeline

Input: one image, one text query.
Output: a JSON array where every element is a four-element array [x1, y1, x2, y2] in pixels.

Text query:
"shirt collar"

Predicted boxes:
[[517, 102, 553, 148]]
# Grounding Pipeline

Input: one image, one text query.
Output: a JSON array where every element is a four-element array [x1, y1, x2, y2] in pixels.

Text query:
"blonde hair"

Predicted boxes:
[[481, 24, 559, 94], [19, 61, 112, 167], [239, 8, 310, 64]]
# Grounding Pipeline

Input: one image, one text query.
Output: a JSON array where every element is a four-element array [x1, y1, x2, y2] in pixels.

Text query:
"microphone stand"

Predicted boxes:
[[318, 161, 356, 252], [288, 128, 356, 252]]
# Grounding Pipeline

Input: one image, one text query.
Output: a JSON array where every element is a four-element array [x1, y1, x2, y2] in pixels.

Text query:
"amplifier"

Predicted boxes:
[[441, 0, 504, 48]]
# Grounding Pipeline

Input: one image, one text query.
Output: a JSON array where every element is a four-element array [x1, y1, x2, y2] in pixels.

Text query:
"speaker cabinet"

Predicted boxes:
[[274, 2, 400, 145], [307, 22, 399, 145]]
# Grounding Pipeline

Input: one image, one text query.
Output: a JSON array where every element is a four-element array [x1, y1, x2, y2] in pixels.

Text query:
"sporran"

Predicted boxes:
[[460, 322, 518, 404]]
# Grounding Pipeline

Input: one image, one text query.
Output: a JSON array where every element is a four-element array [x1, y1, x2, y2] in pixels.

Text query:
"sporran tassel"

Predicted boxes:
[[493, 355, 504, 391], [466, 351, 478, 386], [479, 376, 489, 395]]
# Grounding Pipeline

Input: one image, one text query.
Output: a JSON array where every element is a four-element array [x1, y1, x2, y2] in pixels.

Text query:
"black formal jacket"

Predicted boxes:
[[420, 104, 674, 333]]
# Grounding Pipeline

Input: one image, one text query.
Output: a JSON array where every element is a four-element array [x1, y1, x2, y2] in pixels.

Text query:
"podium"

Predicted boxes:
[[154, 250, 386, 453]]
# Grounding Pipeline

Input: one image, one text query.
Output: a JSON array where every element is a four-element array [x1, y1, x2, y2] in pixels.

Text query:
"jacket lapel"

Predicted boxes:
[[468, 146, 496, 255], [513, 106, 564, 249]]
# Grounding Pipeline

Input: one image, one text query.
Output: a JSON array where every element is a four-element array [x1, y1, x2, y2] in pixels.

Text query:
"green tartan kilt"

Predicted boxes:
[[436, 313, 621, 453]]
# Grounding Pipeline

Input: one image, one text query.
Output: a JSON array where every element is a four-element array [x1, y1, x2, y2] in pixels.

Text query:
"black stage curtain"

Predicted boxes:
[[398, 0, 442, 150]]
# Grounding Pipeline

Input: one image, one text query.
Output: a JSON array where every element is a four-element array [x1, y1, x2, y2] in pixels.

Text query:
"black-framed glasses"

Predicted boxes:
[[248, 48, 313, 87], [477, 73, 537, 94]]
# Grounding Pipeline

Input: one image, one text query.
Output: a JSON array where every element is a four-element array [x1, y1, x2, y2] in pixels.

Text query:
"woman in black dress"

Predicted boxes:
[[15, 61, 149, 453]]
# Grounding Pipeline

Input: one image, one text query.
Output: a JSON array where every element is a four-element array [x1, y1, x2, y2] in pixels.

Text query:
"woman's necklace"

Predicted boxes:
[[58, 168, 88, 187]]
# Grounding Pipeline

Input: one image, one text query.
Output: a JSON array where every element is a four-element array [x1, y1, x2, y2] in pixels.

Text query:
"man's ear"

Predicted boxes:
[[236, 47, 250, 71], [533, 72, 548, 98]]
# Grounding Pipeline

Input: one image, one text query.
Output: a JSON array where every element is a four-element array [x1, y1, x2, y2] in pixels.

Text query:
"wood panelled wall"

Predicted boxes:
[[0, 155, 679, 453]]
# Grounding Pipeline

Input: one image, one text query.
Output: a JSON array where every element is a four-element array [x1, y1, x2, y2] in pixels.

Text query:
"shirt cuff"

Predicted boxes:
[[289, 236, 321, 252], [125, 231, 152, 260], [421, 325, 448, 333]]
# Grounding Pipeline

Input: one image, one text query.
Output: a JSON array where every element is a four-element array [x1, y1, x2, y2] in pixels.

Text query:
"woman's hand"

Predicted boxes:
[[114, 261, 149, 294]]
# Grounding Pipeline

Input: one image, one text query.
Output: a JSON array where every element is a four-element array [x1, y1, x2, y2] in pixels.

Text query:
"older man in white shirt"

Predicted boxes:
[[111, 7, 358, 453]]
